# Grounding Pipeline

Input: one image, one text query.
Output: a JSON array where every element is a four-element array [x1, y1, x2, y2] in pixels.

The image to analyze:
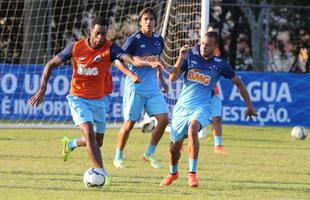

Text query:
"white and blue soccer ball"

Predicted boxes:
[[291, 126, 307, 140], [83, 168, 106, 188]]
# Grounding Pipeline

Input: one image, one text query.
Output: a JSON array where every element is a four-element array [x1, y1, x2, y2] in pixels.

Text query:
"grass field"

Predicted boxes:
[[0, 125, 309, 200]]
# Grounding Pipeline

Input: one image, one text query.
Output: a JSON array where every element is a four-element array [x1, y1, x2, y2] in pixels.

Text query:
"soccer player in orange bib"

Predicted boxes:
[[28, 16, 163, 185]]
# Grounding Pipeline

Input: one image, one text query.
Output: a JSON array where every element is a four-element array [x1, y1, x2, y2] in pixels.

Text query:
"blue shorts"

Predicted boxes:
[[123, 88, 169, 121], [210, 95, 222, 117], [170, 105, 211, 142], [67, 95, 109, 134]]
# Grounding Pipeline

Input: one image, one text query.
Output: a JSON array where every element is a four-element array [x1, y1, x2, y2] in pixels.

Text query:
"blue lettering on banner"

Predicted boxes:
[[0, 64, 309, 127]]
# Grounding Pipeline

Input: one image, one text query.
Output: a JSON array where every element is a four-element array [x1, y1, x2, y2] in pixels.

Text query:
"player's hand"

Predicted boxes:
[[129, 73, 140, 84], [149, 60, 166, 70], [245, 106, 258, 120], [28, 89, 46, 107], [160, 80, 169, 93], [179, 45, 190, 59]]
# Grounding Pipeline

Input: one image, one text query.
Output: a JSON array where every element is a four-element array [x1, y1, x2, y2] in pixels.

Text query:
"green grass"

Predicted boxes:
[[0, 125, 309, 200]]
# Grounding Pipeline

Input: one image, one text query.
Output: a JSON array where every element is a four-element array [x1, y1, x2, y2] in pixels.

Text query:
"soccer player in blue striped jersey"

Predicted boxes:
[[114, 8, 169, 169], [160, 32, 257, 187]]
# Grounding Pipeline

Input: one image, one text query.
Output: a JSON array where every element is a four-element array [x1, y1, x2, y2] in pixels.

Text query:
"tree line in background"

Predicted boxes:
[[0, 0, 309, 72]]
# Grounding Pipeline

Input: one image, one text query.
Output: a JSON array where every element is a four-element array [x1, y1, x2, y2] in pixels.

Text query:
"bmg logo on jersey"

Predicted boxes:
[[77, 63, 98, 76], [187, 69, 211, 86]]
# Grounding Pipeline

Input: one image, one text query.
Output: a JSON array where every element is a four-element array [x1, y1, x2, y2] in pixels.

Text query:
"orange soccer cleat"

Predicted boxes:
[[188, 172, 199, 187], [160, 172, 179, 186], [214, 146, 228, 155]]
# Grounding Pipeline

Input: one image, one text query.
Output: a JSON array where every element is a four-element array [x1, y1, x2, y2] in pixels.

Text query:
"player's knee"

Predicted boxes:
[[188, 129, 199, 140], [169, 142, 181, 154], [85, 133, 96, 144], [122, 121, 135, 133], [161, 116, 169, 126], [212, 117, 222, 126], [156, 114, 169, 127]]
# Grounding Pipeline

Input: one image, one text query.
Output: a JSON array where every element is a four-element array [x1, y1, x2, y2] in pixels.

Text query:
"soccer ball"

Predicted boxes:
[[141, 118, 156, 133], [291, 126, 307, 140], [83, 168, 106, 188]]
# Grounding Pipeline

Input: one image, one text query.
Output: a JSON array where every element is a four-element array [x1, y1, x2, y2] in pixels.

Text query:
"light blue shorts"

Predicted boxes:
[[170, 105, 211, 142], [123, 88, 169, 121], [210, 95, 222, 117], [67, 95, 109, 134]]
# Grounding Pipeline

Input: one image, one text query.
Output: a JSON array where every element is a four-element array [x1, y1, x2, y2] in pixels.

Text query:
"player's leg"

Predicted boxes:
[[187, 107, 210, 187], [114, 120, 135, 168], [66, 124, 106, 149], [62, 95, 108, 161], [160, 140, 183, 186], [210, 95, 226, 154], [160, 106, 187, 186], [143, 91, 169, 168], [62, 95, 92, 161], [78, 122, 103, 168], [212, 116, 225, 153], [78, 122, 109, 185], [64, 132, 103, 148], [187, 120, 201, 187], [114, 88, 143, 168], [149, 114, 169, 146], [142, 113, 169, 169]]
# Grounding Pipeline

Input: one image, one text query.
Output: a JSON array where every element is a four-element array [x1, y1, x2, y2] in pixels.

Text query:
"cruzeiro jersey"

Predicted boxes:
[[123, 31, 164, 91], [176, 45, 235, 108]]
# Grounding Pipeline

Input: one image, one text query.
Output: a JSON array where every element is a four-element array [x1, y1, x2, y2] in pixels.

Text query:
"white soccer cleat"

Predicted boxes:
[[113, 159, 124, 168]]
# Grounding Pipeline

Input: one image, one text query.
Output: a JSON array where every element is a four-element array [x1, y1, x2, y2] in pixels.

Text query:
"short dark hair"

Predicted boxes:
[[207, 22, 220, 30], [91, 16, 109, 28], [205, 32, 220, 44], [138, 8, 157, 25]]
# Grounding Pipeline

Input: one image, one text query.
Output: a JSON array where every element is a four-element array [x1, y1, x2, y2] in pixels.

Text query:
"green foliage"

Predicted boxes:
[[0, 126, 309, 200]]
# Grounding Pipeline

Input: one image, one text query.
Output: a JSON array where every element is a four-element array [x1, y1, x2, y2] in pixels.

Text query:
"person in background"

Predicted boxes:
[[113, 8, 169, 169]]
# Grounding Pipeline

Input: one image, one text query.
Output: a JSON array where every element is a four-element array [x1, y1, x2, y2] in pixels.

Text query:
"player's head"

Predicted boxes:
[[207, 22, 220, 33], [138, 8, 157, 36], [200, 32, 219, 59], [89, 17, 109, 48]]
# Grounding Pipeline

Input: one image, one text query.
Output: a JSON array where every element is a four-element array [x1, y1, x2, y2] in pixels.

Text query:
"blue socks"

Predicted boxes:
[[68, 138, 78, 151], [114, 149, 123, 161], [189, 159, 198, 173], [169, 164, 178, 174], [145, 144, 156, 156], [214, 136, 222, 147]]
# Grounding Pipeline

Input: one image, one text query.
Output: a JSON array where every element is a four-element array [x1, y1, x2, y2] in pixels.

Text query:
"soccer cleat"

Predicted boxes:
[[188, 172, 199, 187], [104, 175, 111, 187], [142, 153, 162, 169], [113, 159, 124, 168], [61, 136, 72, 161], [214, 146, 227, 155], [160, 172, 179, 186]]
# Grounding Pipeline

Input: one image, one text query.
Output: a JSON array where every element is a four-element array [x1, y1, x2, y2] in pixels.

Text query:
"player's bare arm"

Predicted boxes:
[[231, 76, 257, 119], [114, 60, 140, 83], [28, 55, 63, 107], [157, 67, 169, 93], [121, 54, 165, 69], [169, 45, 190, 82]]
